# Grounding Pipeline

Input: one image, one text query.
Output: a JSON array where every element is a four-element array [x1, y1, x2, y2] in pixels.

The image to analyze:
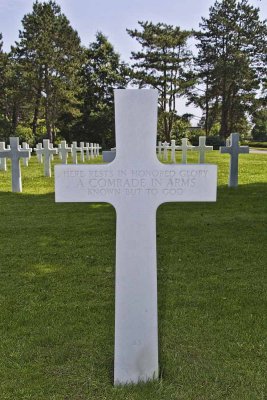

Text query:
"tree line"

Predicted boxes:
[[0, 0, 266, 148]]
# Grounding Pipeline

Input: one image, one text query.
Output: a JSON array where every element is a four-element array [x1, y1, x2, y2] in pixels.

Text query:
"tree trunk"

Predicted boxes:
[[32, 85, 42, 138], [44, 65, 53, 142]]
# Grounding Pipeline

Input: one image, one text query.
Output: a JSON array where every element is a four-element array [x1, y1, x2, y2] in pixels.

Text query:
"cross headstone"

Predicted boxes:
[[176, 138, 194, 164], [35, 139, 57, 177], [90, 142, 94, 159], [80, 142, 85, 162], [163, 141, 169, 161], [22, 142, 32, 166], [58, 140, 72, 164], [71, 141, 81, 164], [170, 139, 177, 163], [0, 142, 7, 171], [85, 143, 90, 161], [220, 132, 249, 187], [192, 136, 213, 163], [0, 137, 31, 192], [157, 141, 162, 159], [35, 143, 43, 163], [55, 90, 217, 385], [58, 144, 62, 160], [49, 142, 55, 161], [96, 143, 101, 156], [93, 143, 97, 157]]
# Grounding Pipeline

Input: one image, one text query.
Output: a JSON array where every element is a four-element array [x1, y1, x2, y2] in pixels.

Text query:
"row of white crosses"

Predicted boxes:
[[35, 141, 101, 166], [0, 138, 101, 192], [158, 134, 249, 187], [158, 136, 213, 164]]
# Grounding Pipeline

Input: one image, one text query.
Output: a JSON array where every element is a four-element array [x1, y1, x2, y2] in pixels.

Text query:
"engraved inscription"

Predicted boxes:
[[62, 168, 210, 197]]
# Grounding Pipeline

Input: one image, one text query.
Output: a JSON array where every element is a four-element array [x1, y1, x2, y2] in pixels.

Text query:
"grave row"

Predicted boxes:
[[0, 139, 101, 192], [0, 133, 249, 193]]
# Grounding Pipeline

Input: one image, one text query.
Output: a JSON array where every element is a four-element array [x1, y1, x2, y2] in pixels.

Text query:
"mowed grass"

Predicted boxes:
[[0, 151, 266, 400]]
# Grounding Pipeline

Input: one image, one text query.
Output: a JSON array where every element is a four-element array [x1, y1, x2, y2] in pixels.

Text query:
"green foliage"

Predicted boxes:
[[12, 0, 83, 142], [190, 0, 267, 137], [242, 141, 267, 148], [15, 124, 34, 145], [80, 32, 128, 148], [251, 107, 267, 141], [127, 21, 194, 141], [0, 1, 266, 148], [0, 116, 11, 141]]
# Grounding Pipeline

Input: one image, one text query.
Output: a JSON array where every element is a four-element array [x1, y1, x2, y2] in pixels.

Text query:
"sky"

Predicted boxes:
[[0, 0, 266, 121]]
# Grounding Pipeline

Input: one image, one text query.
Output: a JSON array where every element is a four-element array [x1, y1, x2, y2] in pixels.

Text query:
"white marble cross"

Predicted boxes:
[[176, 138, 194, 164], [157, 141, 162, 159], [0, 137, 31, 192], [85, 143, 90, 160], [58, 143, 62, 160], [35, 143, 43, 163], [0, 142, 7, 171], [193, 136, 213, 163], [71, 141, 81, 164], [96, 143, 101, 156], [220, 133, 249, 187], [163, 141, 169, 161], [93, 143, 97, 157], [90, 143, 94, 159], [55, 90, 217, 385], [22, 142, 32, 166], [170, 140, 177, 163], [58, 140, 72, 164], [80, 142, 85, 162], [35, 139, 57, 177]]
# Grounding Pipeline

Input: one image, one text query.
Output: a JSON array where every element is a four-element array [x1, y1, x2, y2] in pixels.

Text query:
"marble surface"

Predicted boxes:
[[220, 133, 249, 187], [55, 90, 217, 385], [0, 137, 30, 192], [192, 136, 213, 163]]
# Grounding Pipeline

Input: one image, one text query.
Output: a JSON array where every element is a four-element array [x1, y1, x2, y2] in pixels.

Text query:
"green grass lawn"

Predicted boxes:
[[0, 152, 266, 400]]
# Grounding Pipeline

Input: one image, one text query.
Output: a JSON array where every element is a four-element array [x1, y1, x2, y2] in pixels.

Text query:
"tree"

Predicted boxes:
[[127, 21, 193, 141], [12, 0, 83, 142], [80, 32, 128, 148], [191, 0, 267, 138], [251, 107, 267, 140]]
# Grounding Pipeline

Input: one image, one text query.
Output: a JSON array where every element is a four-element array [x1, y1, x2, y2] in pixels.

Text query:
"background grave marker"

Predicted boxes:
[[220, 133, 249, 187], [192, 136, 213, 163], [0, 137, 30, 192]]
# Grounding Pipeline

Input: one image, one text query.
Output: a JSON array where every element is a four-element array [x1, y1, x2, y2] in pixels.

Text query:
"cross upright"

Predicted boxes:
[[0, 137, 31, 192], [170, 140, 177, 163], [163, 141, 169, 161], [176, 138, 194, 164], [85, 143, 90, 160], [55, 90, 217, 385], [22, 142, 32, 166], [157, 141, 162, 159], [0, 142, 7, 171], [220, 132, 249, 187], [71, 141, 81, 164], [35, 143, 43, 163], [58, 140, 72, 164], [193, 136, 213, 163], [80, 142, 85, 162], [35, 139, 57, 177], [90, 143, 94, 159]]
